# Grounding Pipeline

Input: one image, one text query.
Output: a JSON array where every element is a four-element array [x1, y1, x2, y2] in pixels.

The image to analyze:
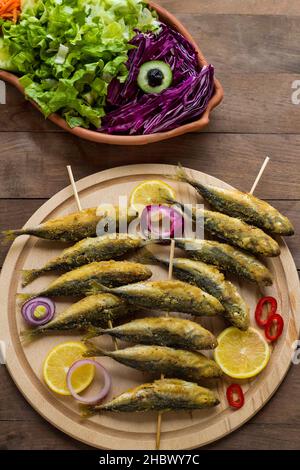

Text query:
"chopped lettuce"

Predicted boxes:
[[0, 0, 159, 128], [0, 38, 17, 72]]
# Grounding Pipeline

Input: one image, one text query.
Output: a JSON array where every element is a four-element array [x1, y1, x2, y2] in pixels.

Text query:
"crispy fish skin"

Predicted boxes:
[[84, 344, 222, 382], [172, 166, 294, 236], [89, 316, 217, 350], [159, 195, 280, 257], [3, 206, 134, 243], [20, 261, 152, 300], [80, 378, 219, 414], [89, 279, 224, 317], [193, 207, 280, 257], [21, 294, 128, 342], [175, 238, 273, 286], [21, 234, 152, 286], [159, 257, 249, 330]]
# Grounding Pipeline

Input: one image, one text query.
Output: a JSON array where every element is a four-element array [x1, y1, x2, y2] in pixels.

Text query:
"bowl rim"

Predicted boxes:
[[0, 1, 224, 145]]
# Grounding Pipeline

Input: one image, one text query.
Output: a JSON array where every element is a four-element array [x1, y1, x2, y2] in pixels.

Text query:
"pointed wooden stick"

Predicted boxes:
[[66, 165, 118, 349], [250, 156, 270, 195], [67, 165, 82, 212], [168, 239, 176, 279]]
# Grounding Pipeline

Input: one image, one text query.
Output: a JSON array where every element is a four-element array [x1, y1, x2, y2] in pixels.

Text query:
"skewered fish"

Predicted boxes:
[[80, 378, 219, 414], [175, 239, 273, 286], [84, 343, 222, 382], [19, 261, 152, 300], [87, 316, 217, 350], [157, 256, 249, 330], [193, 206, 280, 257], [88, 279, 224, 317], [21, 234, 154, 286], [3, 206, 135, 243], [171, 165, 294, 236], [21, 294, 129, 342]]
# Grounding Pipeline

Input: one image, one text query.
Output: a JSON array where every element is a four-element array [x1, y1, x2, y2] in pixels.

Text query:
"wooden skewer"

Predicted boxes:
[[250, 156, 270, 195], [67, 165, 82, 212], [155, 156, 271, 449], [66, 165, 118, 350]]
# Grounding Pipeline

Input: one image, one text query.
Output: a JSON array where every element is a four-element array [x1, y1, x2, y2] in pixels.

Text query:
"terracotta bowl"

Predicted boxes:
[[0, 2, 223, 145]]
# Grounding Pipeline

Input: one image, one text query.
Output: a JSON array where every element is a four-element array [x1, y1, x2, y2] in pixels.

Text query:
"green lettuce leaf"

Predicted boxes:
[[1, 0, 159, 128]]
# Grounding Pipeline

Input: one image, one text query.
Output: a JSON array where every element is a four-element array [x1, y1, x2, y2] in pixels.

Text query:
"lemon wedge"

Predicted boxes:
[[129, 179, 176, 213], [43, 341, 95, 396], [214, 327, 270, 379]]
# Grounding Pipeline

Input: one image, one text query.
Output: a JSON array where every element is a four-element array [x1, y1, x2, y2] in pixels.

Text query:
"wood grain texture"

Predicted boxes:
[[175, 14, 300, 73], [158, 1, 300, 16], [0, 0, 300, 451], [0, 133, 299, 199]]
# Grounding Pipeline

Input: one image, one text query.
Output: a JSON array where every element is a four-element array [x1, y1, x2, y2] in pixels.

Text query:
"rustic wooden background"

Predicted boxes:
[[0, 0, 299, 450]]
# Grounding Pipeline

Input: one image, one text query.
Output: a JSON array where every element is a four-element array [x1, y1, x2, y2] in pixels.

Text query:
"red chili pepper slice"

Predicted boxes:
[[255, 296, 278, 328], [226, 384, 244, 409], [265, 313, 284, 342]]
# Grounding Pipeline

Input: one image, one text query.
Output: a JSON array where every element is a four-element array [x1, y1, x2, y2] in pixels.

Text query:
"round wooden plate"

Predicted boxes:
[[0, 164, 299, 450]]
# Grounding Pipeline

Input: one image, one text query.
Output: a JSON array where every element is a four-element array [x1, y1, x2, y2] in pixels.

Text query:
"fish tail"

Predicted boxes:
[[130, 247, 160, 266], [21, 269, 44, 287], [157, 190, 177, 206], [164, 163, 189, 183], [79, 403, 99, 417], [175, 163, 192, 183], [1, 229, 25, 245], [143, 238, 161, 246], [86, 281, 111, 296], [82, 340, 107, 358], [173, 164, 207, 195], [17, 292, 35, 302], [20, 328, 42, 343], [82, 326, 104, 340]]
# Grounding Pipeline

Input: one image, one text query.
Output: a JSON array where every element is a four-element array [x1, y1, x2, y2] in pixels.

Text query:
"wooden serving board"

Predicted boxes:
[[0, 164, 299, 450]]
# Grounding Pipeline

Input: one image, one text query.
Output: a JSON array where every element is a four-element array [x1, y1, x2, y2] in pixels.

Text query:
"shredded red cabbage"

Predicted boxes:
[[99, 23, 215, 135]]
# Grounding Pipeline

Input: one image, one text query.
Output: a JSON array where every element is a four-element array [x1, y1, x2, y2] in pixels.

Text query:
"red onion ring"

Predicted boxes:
[[21, 297, 55, 326], [140, 204, 184, 239], [66, 359, 111, 404]]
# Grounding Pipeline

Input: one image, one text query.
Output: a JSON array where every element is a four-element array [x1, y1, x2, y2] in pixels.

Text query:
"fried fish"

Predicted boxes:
[[21, 294, 129, 342], [175, 239, 273, 286], [157, 256, 249, 330], [171, 165, 294, 236], [84, 343, 222, 382], [22, 234, 154, 286], [80, 378, 219, 414], [88, 279, 224, 317], [3, 206, 135, 243], [19, 261, 152, 301], [87, 316, 217, 350]]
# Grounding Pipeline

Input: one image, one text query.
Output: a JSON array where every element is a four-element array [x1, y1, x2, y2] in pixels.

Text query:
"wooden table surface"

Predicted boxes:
[[1, 0, 300, 450]]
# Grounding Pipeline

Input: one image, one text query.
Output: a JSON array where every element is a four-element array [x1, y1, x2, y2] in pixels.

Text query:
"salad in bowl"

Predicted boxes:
[[0, 0, 223, 144]]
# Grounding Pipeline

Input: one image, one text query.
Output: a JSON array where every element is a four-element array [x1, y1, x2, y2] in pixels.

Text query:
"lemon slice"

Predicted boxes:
[[214, 327, 270, 379], [43, 341, 95, 396], [129, 180, 176, 213]]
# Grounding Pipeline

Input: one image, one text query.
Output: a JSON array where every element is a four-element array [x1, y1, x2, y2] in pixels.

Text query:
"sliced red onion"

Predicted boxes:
[[21, 297, 55, 326], [66, 359, 111, 404], [140, 204, 184, 239]]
